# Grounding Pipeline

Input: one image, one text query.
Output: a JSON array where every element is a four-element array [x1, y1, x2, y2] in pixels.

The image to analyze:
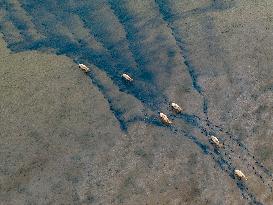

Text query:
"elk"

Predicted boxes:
[[79, 64, 90, 73], [234, 169, 247, 181], [159, 112, 172, 125], [171, 102, 182, 113], [121, 73, 133, 82]]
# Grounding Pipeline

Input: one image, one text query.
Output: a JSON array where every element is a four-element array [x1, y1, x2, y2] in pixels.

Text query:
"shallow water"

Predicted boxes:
[[1, 0, 273, 204]]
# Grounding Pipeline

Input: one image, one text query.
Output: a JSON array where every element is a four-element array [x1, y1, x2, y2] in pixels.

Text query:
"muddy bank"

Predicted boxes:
[[0, 35, 245, 204]]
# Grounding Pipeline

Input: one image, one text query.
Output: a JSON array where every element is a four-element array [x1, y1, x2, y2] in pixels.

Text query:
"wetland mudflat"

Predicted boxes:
[[1, 0, 273, 204]]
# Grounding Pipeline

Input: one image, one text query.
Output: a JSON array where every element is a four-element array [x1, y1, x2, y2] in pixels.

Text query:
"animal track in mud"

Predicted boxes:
[[0, 0, 272, 204]]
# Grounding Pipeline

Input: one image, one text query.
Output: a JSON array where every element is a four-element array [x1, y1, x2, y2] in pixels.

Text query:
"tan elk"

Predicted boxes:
[[159, 112, 172, 125]]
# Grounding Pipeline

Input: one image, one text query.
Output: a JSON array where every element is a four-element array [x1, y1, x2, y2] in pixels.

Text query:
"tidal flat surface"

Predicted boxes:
[[1, 0, 273, 204]]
